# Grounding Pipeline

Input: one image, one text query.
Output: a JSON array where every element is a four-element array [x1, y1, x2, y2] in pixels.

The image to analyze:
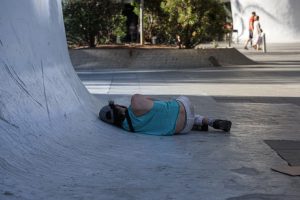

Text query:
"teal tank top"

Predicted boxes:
[[122, 100, 180, 136]]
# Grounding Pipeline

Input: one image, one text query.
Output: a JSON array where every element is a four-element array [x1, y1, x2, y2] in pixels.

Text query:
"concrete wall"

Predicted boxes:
[[70, 48, 255, 70], [231, 0, 300, 43]]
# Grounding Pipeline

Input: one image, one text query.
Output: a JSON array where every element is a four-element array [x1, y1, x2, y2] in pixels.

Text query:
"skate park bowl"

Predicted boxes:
[[1, 1, 293, 200]]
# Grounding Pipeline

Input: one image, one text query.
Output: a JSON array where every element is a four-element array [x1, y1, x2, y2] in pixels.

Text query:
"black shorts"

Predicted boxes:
[[249, 31, 253, 39]]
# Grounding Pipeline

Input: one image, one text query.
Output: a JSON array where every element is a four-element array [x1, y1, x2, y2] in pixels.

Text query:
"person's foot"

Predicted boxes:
[[192, 124, 208, 131], [212, 120, 232, 132], [244, 46, 248, 50]]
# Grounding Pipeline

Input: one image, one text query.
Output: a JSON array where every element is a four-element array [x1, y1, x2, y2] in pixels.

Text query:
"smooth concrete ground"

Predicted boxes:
[[77, 43, 300, 199], [3, 1, 299, 199]]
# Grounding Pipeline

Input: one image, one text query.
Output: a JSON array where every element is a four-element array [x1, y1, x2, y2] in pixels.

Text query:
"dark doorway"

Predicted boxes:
[[123, 4, 139, 43]]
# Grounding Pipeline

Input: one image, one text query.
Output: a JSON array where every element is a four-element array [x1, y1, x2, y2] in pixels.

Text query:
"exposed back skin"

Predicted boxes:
[[130, 94, 154, 116]]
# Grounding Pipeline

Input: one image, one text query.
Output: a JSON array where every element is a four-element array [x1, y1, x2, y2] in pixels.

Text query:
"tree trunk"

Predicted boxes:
[[89, 34, 96, 48]]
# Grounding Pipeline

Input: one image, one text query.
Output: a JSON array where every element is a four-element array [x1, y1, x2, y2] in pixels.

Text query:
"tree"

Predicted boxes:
[[132, 0, 168, 43], [63, 0, 126, 47], [161, 0, 227, 48]]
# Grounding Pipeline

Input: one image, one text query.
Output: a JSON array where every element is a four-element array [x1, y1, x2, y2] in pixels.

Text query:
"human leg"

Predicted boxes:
[[193, 115, 208, 131], [257, 36, 262, 50], [249, 31, 253, 46], [176, 96, 232, 133], [244, 39, 250, 49], [244, 31, 253, 49], [193, 115, 232, 132]]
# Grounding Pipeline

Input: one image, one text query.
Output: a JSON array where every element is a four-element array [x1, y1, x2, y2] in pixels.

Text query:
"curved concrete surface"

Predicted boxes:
[[0, 1, 229, 200], [0, 1, 137, 199], [70, 48, 255, 70], [1, 1, 300, 200], [231, 0, 300, 43]]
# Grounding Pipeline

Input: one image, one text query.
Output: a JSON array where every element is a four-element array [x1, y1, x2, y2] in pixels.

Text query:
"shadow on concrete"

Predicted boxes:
[[78, 69, 300, 85], [213, 96, 300, 106], [94, 94, 300, 107]]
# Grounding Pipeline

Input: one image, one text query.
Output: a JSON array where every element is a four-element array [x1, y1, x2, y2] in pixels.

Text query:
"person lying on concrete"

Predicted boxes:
[[99, 94, 232, 136]]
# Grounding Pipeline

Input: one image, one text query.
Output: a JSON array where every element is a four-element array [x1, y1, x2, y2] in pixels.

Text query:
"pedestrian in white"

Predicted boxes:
[[252, 16, 263, 50]]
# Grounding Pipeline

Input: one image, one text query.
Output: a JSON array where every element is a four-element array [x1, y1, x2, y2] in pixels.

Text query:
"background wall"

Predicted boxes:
[[231, 0, 300, 43]]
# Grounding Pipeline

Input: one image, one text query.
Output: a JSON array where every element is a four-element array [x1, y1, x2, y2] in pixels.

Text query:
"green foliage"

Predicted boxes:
[[63, 0, 226, 48], [63, 0, 126, 47], [113, 15, 127, 38], [160, 0, 227, 48], [132, 0, 168, 43]]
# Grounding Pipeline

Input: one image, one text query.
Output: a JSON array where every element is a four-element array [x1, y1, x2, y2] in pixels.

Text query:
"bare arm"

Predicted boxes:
[[130, 94, 154, 116]]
